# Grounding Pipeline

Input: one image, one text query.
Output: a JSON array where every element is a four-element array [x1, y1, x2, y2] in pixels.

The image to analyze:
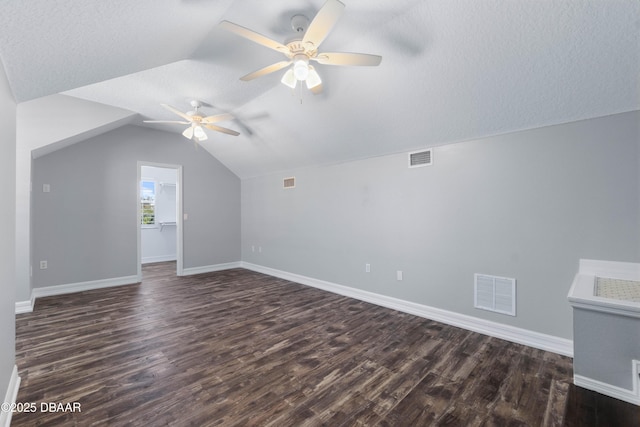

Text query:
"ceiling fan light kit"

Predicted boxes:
[[293, 55, 310, 80], [143, 101, 239, 143], [219, 0, 381, 94], [194, 126, 207, 140], [145, 0, 381, 141]]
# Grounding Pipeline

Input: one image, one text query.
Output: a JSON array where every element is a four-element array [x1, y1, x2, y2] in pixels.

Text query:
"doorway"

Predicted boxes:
[[137, 162, 183, 278]]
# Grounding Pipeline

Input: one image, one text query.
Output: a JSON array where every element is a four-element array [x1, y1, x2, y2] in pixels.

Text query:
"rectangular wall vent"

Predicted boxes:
[[474, 274, 516, 316], [408, 149, 433, 168], [283, 177, 296, 189]]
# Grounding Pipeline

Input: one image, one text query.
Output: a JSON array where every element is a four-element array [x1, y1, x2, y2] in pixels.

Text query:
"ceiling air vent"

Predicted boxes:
[[408, 149, 432, 168], [283, 177, 296, 189], [474, 273, 516, 316]]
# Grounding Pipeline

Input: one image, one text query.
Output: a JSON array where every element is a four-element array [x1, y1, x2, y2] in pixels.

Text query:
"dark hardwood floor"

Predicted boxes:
[[12, 262, 639, 426]]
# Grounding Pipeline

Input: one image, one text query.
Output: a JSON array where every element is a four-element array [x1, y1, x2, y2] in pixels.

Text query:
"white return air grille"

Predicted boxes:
[[474, 273, 516, 316], [408, 149, 432, 168], [283, 177, 295, 189]]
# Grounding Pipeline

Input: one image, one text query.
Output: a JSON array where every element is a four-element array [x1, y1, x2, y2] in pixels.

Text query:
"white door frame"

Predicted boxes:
[[137, 161, 184, 279]]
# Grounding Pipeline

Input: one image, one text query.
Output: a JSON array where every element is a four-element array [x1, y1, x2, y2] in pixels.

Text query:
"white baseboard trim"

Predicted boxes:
[[574, 373, 640, 406], [16, 264, 244, 314], [181, 262, 242, 276], [15, 275, 142, 315], [14, 298, 34, 314], [241, 262, 574, 357], [32, 274, 141, 300], [0, 365, 21, 427], [142, 255, 177, 264]]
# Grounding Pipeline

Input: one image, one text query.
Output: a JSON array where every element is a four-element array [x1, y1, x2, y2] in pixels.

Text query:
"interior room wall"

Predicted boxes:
[[0, 59, 17, 412], [15, 95, 136, 302], [141, 165, 178, 264], [241, 111, 640, 341], [31, 125, 240, 289]]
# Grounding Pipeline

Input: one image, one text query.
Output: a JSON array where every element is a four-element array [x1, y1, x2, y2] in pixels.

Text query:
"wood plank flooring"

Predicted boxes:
[[10, 262, 637, 426]]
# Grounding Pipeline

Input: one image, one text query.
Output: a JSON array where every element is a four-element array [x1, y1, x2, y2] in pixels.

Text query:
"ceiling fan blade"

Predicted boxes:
[[219, 20, 289, 54], [302, 0, 345, 49], [314, 52, 382, 66], [203, 124, 241, 136], [161, 104, 193, 122], [143, 120, 190, 124], [201, 113, 234, 124], [182, 126, 194, 139], [241, 60, 292, 81]]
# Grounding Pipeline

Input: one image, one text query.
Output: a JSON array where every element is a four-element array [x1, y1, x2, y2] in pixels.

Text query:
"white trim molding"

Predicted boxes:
[[32, 275, 140, 300], [137, 162, 184, 278], [15, 275, 141, 314], [142, 255, 177, 265], [240, 262, 573, 357], [181, 262, 242, 276], [578, 259, 640, 281], [15, 264, 247, 314], [15, 291, 37, 314], [0, 365, 21, 427], [14, 298, 34, 314], [574, 360, 640, 406], [568, 273, 640, 319]]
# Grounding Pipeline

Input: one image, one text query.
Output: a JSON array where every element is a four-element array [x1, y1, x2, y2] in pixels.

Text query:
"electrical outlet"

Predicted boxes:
[[397, 270, 403, 281], [365, 263, 370, 273], [40, 260, 48, 269], [42, 184, 50, 193]]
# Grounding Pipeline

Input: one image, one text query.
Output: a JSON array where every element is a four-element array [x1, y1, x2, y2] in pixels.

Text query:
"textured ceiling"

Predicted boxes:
[[1, 0, 638, 178]]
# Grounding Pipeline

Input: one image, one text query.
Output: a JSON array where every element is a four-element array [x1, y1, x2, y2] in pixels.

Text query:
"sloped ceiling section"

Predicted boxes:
[[0, 0, 237, 102], [0, 0, 638, 178], [18, 94, 138, 158]]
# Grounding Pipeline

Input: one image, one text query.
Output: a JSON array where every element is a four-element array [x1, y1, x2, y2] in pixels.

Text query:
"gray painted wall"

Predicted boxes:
[[573, 307, 640, 391], [0, 60, 16, 402], [32, 125, 240, 288], [15, 96, 136, 302], [242, 111, 640, 340]]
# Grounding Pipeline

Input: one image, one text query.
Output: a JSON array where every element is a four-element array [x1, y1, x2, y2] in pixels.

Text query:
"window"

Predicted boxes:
[[140, 179, 156, 226]]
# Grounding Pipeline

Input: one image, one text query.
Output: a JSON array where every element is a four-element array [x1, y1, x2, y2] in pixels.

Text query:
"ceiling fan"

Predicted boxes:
[[143, 101, 240, 142], [219, 0, 381, 94]]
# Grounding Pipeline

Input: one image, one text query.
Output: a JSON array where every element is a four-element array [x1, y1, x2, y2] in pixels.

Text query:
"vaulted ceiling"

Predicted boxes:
[[1, 0, 638, 178]]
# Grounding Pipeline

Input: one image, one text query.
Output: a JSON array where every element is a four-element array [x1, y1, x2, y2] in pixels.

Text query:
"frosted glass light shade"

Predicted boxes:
[[281, 68, 297, 89], [306, 66, 322, 89], [193, 125, 207, 141]]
